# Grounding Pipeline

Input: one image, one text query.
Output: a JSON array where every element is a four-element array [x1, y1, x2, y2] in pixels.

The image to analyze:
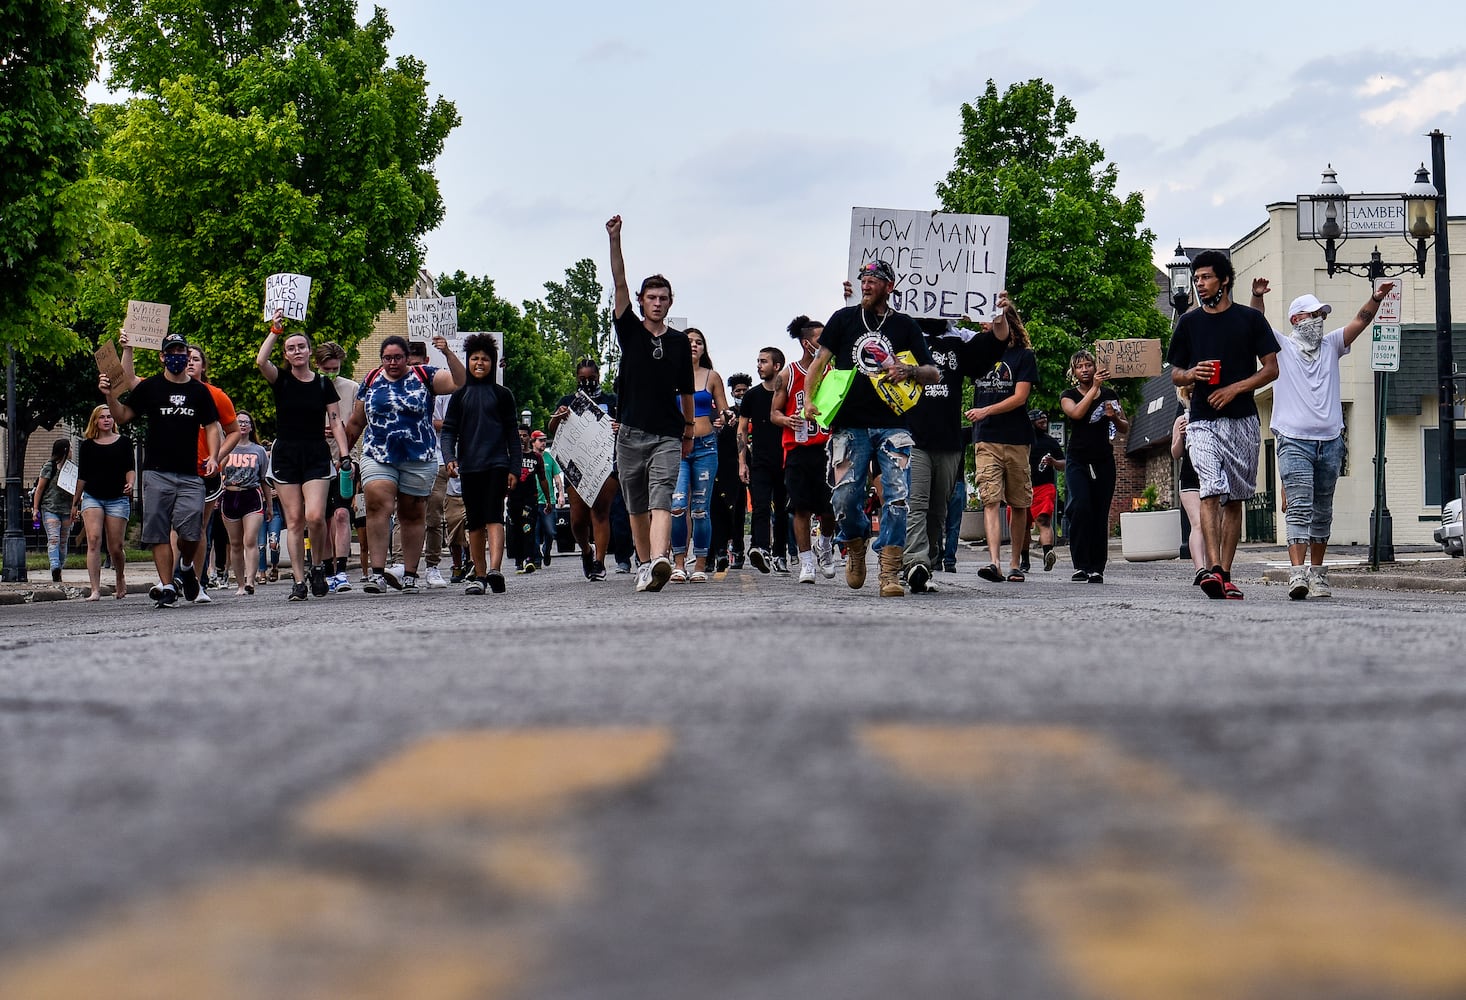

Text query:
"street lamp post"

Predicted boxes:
[[1297, 162, 1439, 569], [1166, 242, 1193, 319], [1429, 130, 1456, 519]]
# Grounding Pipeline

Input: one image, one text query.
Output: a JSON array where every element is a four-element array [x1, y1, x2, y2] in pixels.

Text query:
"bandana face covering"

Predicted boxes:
[[1200, 287, 1226, 309], [163, 352, 189, 374], [1291, 315, 1326, 361], [578, 378, 599, 394]]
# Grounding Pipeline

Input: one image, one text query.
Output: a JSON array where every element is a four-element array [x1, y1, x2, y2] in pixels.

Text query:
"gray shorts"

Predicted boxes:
[[615, 424, 681, 515], [1186, 415, 1261, 504], [141, 470, 206, 544]]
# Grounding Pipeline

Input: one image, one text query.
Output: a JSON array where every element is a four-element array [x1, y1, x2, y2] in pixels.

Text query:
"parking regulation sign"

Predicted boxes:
[[1371, 324, 1401, 372]]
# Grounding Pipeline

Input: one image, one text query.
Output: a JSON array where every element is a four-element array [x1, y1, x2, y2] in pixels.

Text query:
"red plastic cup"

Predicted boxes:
[[1207, 360, 1221, 384]]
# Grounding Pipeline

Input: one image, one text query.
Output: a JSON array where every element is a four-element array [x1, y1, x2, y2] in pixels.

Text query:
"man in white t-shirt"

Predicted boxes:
[[1254, 280, 1392, 600]]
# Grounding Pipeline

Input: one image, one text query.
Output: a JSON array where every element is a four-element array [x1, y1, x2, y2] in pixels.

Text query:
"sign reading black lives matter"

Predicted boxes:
[[551, 391, 615, 503], [406, 296, 459, 341], [263, 273, 312, 321], [848, 208, 1009, 322]]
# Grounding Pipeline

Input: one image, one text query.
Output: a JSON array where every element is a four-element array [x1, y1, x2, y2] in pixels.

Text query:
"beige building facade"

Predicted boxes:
[[1226, 201, 1465, 546]]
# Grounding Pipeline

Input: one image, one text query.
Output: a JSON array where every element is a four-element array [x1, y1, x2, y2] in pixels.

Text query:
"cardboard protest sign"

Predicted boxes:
[[1094, 338, 1163, 378], [57, 460, 79, 497], [263, 273, 312, 322], [95, 340, 129, 389], [551, 390, 616, 502], [123, 300, 171, 351], [423, 331, 503, 384], [848, 208, 1009, 322], [406, 296, 459, 342]]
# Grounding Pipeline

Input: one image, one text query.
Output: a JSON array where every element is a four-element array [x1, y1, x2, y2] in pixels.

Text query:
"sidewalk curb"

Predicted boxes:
[[1261, 568, 1466, 593]]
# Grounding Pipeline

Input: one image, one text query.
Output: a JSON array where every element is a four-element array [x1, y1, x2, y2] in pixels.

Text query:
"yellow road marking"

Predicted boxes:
[[0, 728, 672, 999], [861, 724, 1466, 1000], [299, 727, 672, 834]]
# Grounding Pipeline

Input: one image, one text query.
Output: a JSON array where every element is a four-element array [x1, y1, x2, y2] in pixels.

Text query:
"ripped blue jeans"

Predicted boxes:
[[1276, 432, 1346, 545], [671, 433, 718, 558], [827, 427, 913, 550]]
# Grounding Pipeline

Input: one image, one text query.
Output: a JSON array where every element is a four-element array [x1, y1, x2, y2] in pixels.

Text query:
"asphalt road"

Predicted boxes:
[[2, 551, 1465, 1000]]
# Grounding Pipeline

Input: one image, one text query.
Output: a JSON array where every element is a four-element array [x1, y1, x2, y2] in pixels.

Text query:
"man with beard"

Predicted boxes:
[[1168, 251, 1280, 600], [804, 260, 939, 597], [1253, 278, 1392, 600]]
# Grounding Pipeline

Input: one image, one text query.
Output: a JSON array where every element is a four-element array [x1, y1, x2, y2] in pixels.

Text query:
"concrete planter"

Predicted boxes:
[[1120, 509, 1182, 561]]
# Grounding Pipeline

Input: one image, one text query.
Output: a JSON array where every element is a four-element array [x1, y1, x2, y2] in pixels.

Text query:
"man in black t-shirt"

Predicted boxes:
[[1021, 409, 1066, 573], [101, 331, 222, 608], [965, 292, 1040, 583], [1168, 249, 1279, 599], [738, 348, 788, 574], [709, 371, 750, 571], [805, 259, 939, 597], [606, 215, 696, 594]]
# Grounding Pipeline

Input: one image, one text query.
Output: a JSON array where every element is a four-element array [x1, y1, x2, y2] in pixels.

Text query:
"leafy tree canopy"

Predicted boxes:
[[523, 258, 613, 371], [93, 0, 459, 423], [936, 78, 1168, 415], [0, 0, 99, 357]]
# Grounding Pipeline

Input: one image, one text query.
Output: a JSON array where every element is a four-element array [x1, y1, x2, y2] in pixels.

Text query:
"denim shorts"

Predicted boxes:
[[81, 494, 131, 519], [615, 424, 681, 515], [359, 456, 437, 497]]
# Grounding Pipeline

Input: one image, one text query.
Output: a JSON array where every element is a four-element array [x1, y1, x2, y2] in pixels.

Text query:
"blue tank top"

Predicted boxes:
[[692, 388, 714, 418]]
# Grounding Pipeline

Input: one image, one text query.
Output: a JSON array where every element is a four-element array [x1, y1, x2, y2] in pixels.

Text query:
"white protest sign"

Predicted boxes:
[[406, 296, 459, 342], [123, 300, 171, 351], [423, 331, 504, 384], [263, 274, 312, 322], [551, 390, 616, 503], [848, 208, 1009, 322], [57, 460, 79, 496]]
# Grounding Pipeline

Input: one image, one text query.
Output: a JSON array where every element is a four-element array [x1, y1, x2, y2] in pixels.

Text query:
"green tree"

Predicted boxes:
[[523, 259, 613, 368], [436, 271, 572, 430], [0, 0, 98, 357], [93, 0, 459, 423], [936, 79, 1169, 416]]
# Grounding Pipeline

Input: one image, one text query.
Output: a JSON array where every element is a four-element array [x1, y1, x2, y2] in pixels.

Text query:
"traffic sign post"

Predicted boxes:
[[1371, 323, 1401, 372]]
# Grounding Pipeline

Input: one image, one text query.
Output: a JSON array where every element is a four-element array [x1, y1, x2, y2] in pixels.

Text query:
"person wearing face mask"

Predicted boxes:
[[549, 357, 620, 581], [100, 332, 222, 609], [1252, 279, 1392, 600], [1168, 251, 1280, 600]]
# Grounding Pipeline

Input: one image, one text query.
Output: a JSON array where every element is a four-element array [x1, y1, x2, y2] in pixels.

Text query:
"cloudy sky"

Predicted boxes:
[[367, 0, 1464, 375]]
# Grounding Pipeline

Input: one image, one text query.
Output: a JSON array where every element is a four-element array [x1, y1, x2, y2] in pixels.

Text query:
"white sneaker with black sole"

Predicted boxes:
[[424, 566, 447, 589]]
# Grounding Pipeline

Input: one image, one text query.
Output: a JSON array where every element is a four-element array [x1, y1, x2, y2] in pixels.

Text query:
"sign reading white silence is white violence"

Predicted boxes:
[[848, 208, 1009, 323]]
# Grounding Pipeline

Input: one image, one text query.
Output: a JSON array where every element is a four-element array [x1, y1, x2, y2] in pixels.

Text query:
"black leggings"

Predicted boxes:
[[1065, 457, 1114, 574]]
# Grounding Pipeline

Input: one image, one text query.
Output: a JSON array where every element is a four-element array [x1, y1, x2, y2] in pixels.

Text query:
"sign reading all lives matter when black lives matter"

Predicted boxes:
[[422, 332, 505, 384], [406, 296, 459, 342], [123, 300, 170, 351], [1094, 339, 1163, 379], [848, 208, 1009, 322], [263, 273, 312, 322], [551, 390, 615, 504]]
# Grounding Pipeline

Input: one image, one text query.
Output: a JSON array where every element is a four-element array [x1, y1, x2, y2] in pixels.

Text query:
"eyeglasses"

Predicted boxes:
[[651, 340, 664, 361], [381, 353, 407, 362]]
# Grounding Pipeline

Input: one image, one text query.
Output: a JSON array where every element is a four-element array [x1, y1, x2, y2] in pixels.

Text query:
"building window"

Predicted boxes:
[[1422, 428, 1466, 507]]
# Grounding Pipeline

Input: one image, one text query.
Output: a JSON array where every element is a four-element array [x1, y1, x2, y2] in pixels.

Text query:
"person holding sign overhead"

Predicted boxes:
[[804, 258, 940, 597], [256, 309, 351, 602], [101, 332, 222, 609], [1251, 278, 1393, 600], [1168, 251, 1279, 600], [606, 214, 696, 595], [1060, 350, 1127, 584]]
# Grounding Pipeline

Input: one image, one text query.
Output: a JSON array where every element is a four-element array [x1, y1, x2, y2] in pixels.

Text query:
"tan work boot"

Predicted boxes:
[[845, 537, 868, 589], [878, 545, 905, 597]]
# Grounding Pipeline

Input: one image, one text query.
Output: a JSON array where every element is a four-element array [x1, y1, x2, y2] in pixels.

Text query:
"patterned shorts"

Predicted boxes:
[[1186, 415, 1261, 503]]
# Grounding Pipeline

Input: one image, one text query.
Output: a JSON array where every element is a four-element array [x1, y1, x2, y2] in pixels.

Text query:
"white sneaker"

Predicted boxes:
[[192, 586, 212, 604], [798, 560, 817, 584], [1307, 566, 1332, 599], [424, 566, 447, 589], [646, 556, 673, 592], [333, 573, 352, 593], [382, 564, 406, 590], [635, 563, 654, 593], [1287, 565, 1310, 600]]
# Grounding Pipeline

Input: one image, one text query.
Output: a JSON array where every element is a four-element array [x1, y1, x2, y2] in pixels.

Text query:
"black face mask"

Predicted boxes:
[[1200, 286, 1226, 308], [577, 378, 599, 394]]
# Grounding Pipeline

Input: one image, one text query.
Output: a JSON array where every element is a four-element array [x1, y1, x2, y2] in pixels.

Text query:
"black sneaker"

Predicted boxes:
[[51, 568, 62, 583], [288, 581, 309, 601], [309, 562, 329, 597], [487, 570, 506, 594], [907, 563, 931, 594], [1019, 556, 1031, 574], [178, 566, 200, 603], [590, 561, 607, 581], [150, 583, 178, 609], [748, 548, 770, 574], [715, 555, 729, 573], [1087, 572, 1104, 584], [1071, 570, 1089, 582], [943, 560, 957, 573], [464, 576, 486, 595], [731, 553, 745, 570], [450, 567, 465, 584]]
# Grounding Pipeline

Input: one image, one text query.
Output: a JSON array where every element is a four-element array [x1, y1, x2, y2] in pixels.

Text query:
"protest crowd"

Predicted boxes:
[[53, 216, 1363, 607]]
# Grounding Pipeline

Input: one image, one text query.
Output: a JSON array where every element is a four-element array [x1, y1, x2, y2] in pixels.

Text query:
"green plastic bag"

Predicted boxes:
[[809, 366, 855, 427]]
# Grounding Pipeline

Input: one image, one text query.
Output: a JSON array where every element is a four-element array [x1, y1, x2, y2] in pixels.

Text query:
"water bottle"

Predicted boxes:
[[338, 461, 354, 500]]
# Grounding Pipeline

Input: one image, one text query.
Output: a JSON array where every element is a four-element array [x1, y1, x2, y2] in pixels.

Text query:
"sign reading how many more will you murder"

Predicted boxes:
[[848, 208, 1009, 323]]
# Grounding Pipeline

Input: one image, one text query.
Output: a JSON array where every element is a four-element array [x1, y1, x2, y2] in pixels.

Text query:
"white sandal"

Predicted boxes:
[[689, 570, 708, 583], [669, 567, 688, 583]]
